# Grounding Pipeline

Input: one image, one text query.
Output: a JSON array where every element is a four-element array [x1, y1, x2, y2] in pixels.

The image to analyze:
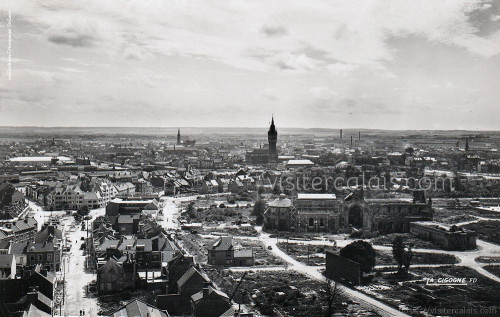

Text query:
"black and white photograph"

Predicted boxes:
[[0, 1, 499, 316]]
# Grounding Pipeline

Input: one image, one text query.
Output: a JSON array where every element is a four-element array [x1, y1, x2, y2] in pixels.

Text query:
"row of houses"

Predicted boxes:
[[0, 265, 56, 316], [0, 224, 64, 273], [25, 178, 120, 210], [0, 221, 63, 316]]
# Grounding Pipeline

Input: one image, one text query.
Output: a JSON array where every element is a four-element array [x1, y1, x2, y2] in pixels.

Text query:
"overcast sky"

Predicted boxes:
[[0, 0, 499, 130]]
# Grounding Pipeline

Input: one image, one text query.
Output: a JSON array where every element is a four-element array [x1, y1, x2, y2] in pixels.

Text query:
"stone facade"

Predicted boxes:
[[342, 189, 433, 234], [295, 193, 342, 233], [264, 189, 433, 234]]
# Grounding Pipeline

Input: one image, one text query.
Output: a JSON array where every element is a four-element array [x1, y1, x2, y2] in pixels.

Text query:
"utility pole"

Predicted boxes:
[[307, 245, 310, 266]]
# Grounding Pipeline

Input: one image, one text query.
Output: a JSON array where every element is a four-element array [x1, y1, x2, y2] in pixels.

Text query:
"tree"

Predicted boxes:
[[77, 205, 90, 217], [322, 278, 341, 317], [392, 235, 413, 275], [186, 202, 196, 219], [339, 240, 376, 276], [253, 199, 266, 226], [392, 235, 405, 274]]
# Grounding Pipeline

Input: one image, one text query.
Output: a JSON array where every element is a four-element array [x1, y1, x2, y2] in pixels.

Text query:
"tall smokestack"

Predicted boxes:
[[358, 131, 361, 141], [340, 129, 343, 140], [350, 135, 353, 146]]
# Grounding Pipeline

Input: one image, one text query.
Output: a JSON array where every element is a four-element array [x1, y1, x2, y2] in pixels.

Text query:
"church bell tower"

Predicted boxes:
[[268, 116, 278, 162]]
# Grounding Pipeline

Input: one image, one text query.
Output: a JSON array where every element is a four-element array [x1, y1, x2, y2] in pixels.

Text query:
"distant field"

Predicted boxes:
[[1, 126, 499, 138]]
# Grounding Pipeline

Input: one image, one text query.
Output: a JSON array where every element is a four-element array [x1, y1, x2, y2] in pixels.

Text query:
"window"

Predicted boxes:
[[309, 218, 314, 227], [47, 254, 52, 261], [30, 255, 35, 262], [38, 254, 43, 261]]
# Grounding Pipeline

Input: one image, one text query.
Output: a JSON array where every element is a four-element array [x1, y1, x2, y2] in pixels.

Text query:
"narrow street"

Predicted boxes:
[[61, 221, 97, 316], [59, 208, 104, 316]]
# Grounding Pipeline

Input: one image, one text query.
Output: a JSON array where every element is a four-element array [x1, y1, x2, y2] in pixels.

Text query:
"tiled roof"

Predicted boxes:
[[177, 267, 209, 288], [0, 254, 14, 267], [191, 285, 229, 303], [210, 237, 233, 251], [9, 242, 28, 255], [108, 299, 169, 317]]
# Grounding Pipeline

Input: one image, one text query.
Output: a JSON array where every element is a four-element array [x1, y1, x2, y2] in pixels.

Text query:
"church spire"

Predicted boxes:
[[177, 128, 181, 145], [268, 115, 278, 162], [269, 115, 276, 133]]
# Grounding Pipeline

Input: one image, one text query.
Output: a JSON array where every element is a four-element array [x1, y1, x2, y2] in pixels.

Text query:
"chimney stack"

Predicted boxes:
[[358, 131, 361, 141], [340, 129, 342, 140], [27, 286, 39, 303], [202, 282, 211, 298], [350, 136, 353, 146]]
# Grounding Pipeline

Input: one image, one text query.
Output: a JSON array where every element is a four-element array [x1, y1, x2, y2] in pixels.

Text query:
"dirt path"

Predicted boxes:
[[255, 227, 409, 317]]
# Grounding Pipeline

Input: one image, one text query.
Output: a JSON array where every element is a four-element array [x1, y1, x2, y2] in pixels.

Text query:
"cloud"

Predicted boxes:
[[5, 0, 500, 69], [48, 34, 94, 47], [260, 25, 288, 37], [478, 3, 492, 11], [267, 52, 317, 71], [46, 17, 101, 47], [1, 0, 499, 129]]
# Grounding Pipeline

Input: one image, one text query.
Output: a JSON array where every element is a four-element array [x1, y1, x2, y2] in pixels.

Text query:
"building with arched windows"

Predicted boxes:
[[264, 189, 433, 234]]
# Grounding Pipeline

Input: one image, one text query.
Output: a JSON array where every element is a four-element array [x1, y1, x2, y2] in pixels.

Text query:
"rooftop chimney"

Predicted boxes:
[[27, 286, 39, 303], [202, 282, 211, 298]]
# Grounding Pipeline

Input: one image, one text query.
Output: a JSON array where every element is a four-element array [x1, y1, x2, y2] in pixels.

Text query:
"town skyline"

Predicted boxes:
[[0, 125, 500, 133]]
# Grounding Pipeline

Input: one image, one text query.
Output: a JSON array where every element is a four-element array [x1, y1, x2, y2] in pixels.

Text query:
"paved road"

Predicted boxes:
[[61, 218, 98, 316]]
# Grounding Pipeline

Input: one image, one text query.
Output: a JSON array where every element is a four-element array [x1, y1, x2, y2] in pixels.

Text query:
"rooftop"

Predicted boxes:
[[286, 159, 314, 166], [297, 193, 337, 200]]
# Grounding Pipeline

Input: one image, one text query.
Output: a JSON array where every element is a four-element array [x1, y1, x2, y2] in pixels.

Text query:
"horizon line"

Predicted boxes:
[[0, 125, 498, 132]]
